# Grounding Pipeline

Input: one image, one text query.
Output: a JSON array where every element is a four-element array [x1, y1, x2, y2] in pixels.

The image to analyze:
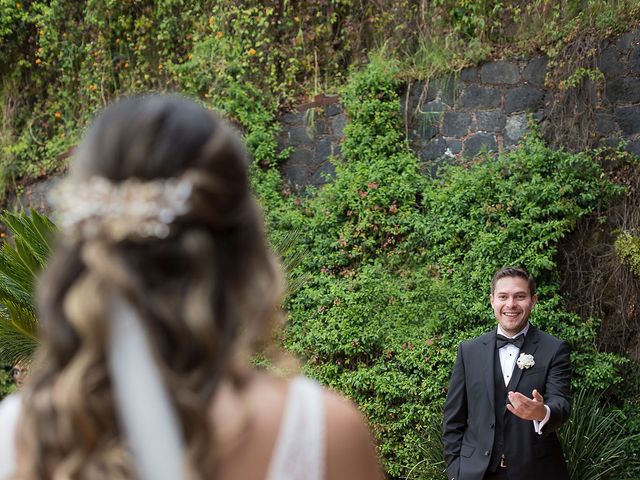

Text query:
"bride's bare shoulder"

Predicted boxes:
[[323, 388, 384, 480], [211, 372, 383, 480]]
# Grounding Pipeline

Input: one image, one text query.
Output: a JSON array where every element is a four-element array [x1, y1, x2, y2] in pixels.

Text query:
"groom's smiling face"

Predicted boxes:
[[490, 276, 538, 336]]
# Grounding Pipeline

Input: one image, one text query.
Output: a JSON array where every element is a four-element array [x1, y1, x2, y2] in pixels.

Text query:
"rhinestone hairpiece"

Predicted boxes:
[[48, 175, 193, 241]]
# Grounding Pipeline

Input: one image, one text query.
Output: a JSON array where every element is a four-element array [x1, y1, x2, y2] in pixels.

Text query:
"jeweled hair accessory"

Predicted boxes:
[[48, 175, 193, 241]]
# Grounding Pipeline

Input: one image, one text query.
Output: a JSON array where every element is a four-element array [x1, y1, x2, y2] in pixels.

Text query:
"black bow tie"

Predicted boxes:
[[496, 334, 525, 349]]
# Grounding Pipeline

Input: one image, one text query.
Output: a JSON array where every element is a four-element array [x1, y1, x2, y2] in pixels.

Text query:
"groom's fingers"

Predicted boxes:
[[532, 389, 544, 403], [507, 391, 545, 420], [506, 391, 528, 419], [508, 391, 528, 404], [506, 396, 528, 419]]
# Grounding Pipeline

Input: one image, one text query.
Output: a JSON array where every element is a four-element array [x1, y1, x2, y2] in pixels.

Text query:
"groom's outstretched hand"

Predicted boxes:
[[506, 389, 547, 421]]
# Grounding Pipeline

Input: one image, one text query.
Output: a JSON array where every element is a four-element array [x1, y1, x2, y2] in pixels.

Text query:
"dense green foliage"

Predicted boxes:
[[279, 56, 633, 476], [2, 1, 640, 191], [2, 1, 640, 477], [0, 364, 14, 399], [559, 389, 640, 479], [615, 231, 640, 277]]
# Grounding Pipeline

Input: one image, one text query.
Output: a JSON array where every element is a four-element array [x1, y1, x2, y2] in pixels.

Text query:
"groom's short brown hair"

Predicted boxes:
[[491, 266, 536, 296]]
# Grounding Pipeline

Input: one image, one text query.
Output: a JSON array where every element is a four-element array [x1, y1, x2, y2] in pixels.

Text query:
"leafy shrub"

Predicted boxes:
[[0, 364, 15, 400], [1, 4, 639, 476], [281, 55, 630, 476], [615, 231, 640, 277], [620, 395, 640, 479], [3, 1, 639, 192], [292, 54, 429, 271], [559, 388, 640, 480]]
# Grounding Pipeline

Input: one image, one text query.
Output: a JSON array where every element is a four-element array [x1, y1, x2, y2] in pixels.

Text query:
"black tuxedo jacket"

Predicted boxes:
[[442, 325, 571, 480]]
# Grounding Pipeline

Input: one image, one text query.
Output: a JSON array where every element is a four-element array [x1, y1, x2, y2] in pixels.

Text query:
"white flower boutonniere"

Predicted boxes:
[[517, 353, 535, 370]]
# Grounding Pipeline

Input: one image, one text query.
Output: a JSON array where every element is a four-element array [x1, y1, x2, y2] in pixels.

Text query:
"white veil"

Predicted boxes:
[[107, 295, 187, 480]]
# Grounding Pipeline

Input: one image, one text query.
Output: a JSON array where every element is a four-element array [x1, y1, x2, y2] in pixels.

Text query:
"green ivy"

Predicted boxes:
[[2, 0, 640, 191], [293, 54, 429, 272], [615, 231, 640, 277], [281, 55, 631, 476], [0, 364, 15, 400], [2, 3, 640, 477]]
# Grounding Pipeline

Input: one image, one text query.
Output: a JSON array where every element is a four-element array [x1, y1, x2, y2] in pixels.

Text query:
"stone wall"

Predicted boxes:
[[596, 28, 640, 154], [403, 57, 548, 165], [278, 26, 640, 188], [10, 28, 640, 203], [278, 97, 346, 189]]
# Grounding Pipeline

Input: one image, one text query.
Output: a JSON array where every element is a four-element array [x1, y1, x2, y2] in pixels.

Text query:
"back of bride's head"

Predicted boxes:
[[20, 95, 282, 479]]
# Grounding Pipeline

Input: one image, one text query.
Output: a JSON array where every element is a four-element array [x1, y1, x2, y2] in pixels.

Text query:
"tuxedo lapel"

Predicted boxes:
[[508, 325, 540, 392], [483, 331, 497, 411]]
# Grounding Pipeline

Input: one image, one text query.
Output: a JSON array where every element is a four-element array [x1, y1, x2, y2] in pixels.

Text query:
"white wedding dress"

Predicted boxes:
[[0, 376, 325, 480], [0, 393, 20, 479]]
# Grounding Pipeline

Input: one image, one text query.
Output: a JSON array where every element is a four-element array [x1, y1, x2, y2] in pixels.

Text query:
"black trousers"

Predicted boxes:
[[483, 468, 509, 479]]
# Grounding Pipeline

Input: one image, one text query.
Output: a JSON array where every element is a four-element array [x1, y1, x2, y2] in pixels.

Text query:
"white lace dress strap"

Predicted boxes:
[[266, 376, 325, 480], [0, 394, 21, 479]]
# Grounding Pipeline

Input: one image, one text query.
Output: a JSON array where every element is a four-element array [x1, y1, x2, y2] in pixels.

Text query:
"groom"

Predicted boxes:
[[442, 266, 571, 480]]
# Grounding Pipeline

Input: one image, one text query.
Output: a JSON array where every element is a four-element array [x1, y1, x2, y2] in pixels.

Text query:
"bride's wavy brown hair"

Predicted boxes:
[[17, 95, 283, 479]]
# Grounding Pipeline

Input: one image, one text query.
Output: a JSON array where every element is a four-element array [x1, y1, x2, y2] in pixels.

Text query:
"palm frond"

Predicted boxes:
[[0, 271, 33, 306], [2, 210, 56, 264], [0, 313, 39, 364], [271, 228, 312, 296], [0, 210, 56, 363]]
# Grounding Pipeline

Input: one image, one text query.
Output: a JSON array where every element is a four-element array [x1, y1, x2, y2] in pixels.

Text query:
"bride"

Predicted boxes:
[[0, 95, 382, 480]]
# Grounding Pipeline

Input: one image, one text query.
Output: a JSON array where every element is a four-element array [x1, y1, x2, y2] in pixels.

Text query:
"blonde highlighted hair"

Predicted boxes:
[[17, 95, 284, 479]]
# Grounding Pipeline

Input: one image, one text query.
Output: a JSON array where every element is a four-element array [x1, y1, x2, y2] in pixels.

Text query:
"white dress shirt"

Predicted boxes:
[[497, 324, 550, 434]]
